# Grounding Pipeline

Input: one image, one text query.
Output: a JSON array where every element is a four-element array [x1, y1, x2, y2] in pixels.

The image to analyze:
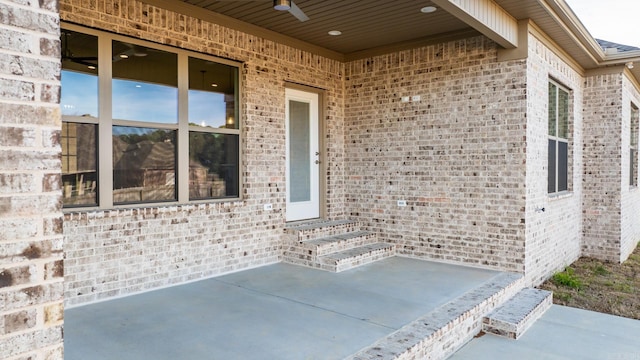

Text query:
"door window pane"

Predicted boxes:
[[188, 57, 239, 129], [112, 40, 178, 123], [289, 100, 311, 202], [113, 126, 176, 203], [189, 132, 239, 199]]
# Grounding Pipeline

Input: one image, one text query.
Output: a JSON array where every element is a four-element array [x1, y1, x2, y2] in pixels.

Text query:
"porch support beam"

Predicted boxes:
[[432, 0, 519, 49]]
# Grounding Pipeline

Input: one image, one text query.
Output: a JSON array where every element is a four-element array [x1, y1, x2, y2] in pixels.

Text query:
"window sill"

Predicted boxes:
[[62, 197, 244, 215], [548, 191, 573, 201]]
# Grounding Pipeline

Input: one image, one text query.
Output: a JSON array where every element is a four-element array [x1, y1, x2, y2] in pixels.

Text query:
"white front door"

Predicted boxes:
[[285, 88, 320, 222]]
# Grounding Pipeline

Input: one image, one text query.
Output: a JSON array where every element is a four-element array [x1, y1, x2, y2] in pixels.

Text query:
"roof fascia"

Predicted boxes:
[[432, 0, 518, 49]]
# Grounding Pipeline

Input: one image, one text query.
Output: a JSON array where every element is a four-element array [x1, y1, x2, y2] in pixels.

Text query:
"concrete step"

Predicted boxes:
[[284, 219, 360, 242], [482, 287, 553, 339], [317, 242, 395, 272]]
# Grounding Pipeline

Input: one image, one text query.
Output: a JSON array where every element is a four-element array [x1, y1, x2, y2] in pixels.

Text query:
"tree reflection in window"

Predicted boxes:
[[113, 126, 177, 204], [189, 132, 239, 199]]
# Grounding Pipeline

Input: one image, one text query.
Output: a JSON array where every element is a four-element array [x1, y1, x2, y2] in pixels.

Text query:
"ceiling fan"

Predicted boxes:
[[218, 0, 309, 22]]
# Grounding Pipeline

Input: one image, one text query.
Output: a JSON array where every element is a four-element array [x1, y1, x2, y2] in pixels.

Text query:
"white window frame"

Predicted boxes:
[[61, 23, 242, 210], [548, 79, 571, 195], [631, 103, 639, 187]]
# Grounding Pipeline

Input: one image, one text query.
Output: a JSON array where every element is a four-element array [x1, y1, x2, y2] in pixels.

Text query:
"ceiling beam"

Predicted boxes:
[[432, 0, 518, 49]]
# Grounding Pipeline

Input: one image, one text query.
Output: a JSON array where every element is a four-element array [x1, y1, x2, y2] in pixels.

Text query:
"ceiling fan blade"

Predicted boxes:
[[288, 1, 309, 22]]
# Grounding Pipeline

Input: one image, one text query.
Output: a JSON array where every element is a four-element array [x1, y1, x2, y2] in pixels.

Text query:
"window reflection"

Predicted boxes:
[[113, 126, 177, 203], [61, 71, 98, 118], [188, 57, 238, 129], [112, 40, 178, 123], [62, 123, 98, 206], [189, 132, 239, 199], [61, 30, 99, 207]]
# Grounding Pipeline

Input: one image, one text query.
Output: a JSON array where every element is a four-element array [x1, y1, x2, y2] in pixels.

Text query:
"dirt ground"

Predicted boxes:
[[539, 243, 640, 320]]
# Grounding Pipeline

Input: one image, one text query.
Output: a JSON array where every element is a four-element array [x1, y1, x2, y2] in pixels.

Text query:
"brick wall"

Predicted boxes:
[[0, 0, 65, 358], [60, 0, 346, 306], [582, 72, 623, 261], [524, 33, 583, 285], [621, 74, 640, 262], [343, 37, 529, 273]]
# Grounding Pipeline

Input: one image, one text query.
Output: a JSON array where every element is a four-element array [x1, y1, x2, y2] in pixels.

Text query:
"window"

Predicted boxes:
[[61, 26, 241, 208], [631, 104, 639, 187], [548, 81, 570, 194], [60, 31, 99, 206]]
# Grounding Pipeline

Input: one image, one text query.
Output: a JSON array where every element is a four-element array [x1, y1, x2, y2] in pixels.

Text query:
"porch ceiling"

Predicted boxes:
[[183, 0, 471, 55], [147, 0, 640, 79]]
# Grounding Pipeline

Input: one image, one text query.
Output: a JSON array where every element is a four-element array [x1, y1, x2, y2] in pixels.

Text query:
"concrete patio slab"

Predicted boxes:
[[64, 257, 498, 360], [451, 305, 640, 360]]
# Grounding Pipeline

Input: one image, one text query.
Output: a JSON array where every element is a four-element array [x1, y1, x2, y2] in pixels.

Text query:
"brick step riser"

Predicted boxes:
[[285, 222, 362, 242], [282, 234, 382, 268], [313, 233, 378, 256], [319, 245, 395, 273]]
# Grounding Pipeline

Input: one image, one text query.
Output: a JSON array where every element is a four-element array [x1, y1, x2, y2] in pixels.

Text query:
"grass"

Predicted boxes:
[[539, 242, 640, 320], [551, 267, 582, 289]]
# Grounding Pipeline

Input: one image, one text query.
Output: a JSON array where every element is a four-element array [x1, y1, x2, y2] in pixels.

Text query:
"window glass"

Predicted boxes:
[[548, 81, 570, 195], [61, 30, 99, 207], [548, 139, 556, 193], [631, 105, 639, 186], [61, 123, 98, 206], [557, 88, 569, 139], [61, 71, 98, 118], [61, 30, 98, 118], [112, 40, 178, 123], [558, 141, 568, 191], [188, 57, 239, 129], [61, 26, 242, 208], [548, 83, 557, 137], [631, 149, 637, 187], [632, 106, 639, 147], [113, 126, 177, 203], [189, 132, 239, 199]]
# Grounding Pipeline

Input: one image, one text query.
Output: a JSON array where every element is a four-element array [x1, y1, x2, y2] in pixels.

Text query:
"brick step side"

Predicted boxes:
[[317, 242, 395, 272], [482, 287, 553, 339], [284, 219, 360, 242]]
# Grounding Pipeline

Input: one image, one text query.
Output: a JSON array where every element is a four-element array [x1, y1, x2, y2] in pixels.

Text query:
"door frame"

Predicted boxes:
[[285, 83, 326, 222]]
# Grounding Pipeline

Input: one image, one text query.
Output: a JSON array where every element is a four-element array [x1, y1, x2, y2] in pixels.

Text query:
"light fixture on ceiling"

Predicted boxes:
[[328, 30, 342, 36], [421, 6, 437, 13], [627, 62, 634, 69], [273, 0, 291, 11]]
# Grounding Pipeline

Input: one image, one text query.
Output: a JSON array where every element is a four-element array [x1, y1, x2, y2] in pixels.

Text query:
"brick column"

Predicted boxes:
[[0, 0, 64, 359]]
